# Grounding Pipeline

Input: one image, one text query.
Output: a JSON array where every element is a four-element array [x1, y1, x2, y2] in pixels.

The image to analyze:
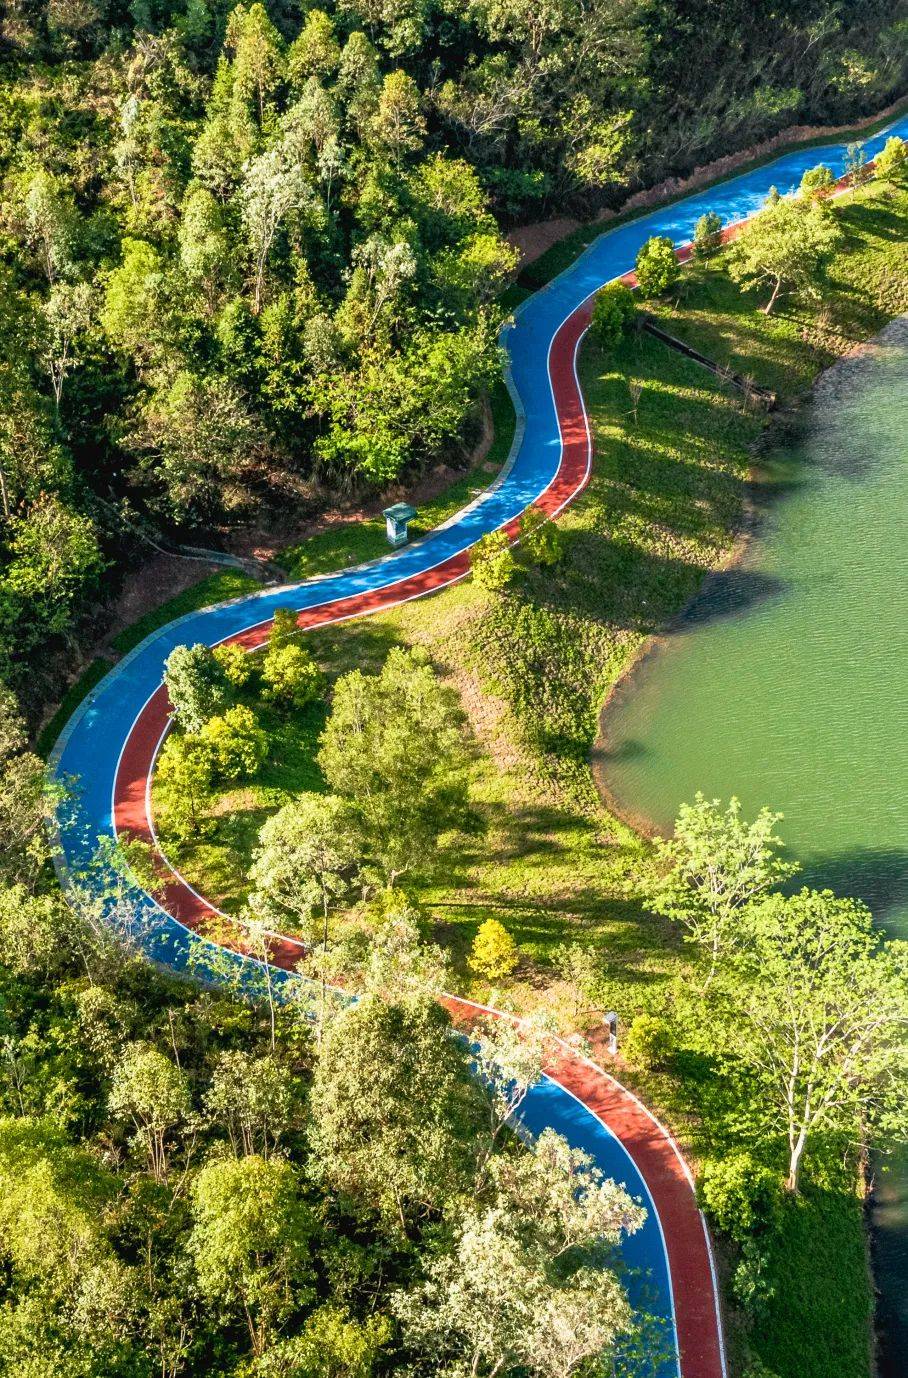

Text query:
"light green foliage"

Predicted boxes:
[[693, 210, 723, 256], [108, 1042, 191, 1181], [0, 1119, 138, 1373], [317, 647, 471, 884], [0, 886, 69, 977], [309, 996, 484, 1227], [177, 183, 232, 309], [0, 688, 56, 885], [190, 1154, 313, 1357], [359, 909, 451, 1002], [288, 9, 341, 85], [392, 1128, 644, 1377], [163, 642, 231, 733], [20, 169, 78, 284], [471, 527, 518, 590], [644, 793, 799, 986], [155, 732, 213, 840], [725, 889, 908, 1192], [369, 70, 425, 171], [469, 1013, 557, 1148], [799, 163, 835, 196], [469, 917, 519, 981], [41, 278, 94, 407], [213, 640, 252, 688], [249, 792, 359, 932], [261, 642, 323, 708], [198, 703, 268, 780], [590, 280, 636, 347], [101, 238, 168, 363], [634, 235, 680, 296], [269, 606, 300, 649], [253, 1307, 392, 1378], [518, 505, 563, 567], [875, 135, 907, 181], [622, 1013, 674, 1070], [203, 1051, 304, 1158], [699, 1152, 781, 1243], [0, 494, 103, 649]]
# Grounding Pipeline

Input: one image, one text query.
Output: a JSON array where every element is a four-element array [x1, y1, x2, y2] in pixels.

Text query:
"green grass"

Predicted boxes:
[[279, 379, 517, 581], [111, 568, 262, 657], [37, 657, 113, 758], [148, 181, 907, 1376]]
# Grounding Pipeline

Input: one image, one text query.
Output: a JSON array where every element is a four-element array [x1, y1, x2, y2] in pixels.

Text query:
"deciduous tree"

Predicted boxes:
[[728, 195, 843, 313], [725, 889, 908, 1193]]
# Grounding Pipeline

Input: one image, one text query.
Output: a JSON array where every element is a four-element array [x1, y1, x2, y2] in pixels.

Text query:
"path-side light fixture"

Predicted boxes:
[[604, 1011, 618, 1056], [382, 502, 418, 548]]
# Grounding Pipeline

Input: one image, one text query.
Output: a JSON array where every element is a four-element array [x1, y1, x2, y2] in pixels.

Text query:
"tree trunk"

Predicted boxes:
[[763, 276, 783, 315], [786, 1126, 807, 1193]]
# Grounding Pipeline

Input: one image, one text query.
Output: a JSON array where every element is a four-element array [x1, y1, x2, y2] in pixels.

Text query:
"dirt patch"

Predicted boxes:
[[102, 553, 224, 649], [508, 216, 582, 268]]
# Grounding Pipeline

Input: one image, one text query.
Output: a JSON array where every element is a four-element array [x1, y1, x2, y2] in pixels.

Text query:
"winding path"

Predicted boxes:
[[50, 113, 908, 1378]]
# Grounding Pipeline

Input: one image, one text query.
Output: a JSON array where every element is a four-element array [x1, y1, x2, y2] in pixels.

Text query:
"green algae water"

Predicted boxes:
[[597, 317, 908, 1369]]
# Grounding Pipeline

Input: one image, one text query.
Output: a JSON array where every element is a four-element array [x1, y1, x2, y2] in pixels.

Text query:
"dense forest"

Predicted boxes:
[[0, 0, 906, 703]]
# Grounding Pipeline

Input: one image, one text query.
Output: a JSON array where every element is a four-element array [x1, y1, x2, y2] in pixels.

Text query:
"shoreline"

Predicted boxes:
[[590, 313, 908, 840]]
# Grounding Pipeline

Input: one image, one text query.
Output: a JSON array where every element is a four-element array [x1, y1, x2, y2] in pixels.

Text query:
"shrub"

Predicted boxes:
[[634, 236, 679, 296], [590, 281, 636, 348], [163, 643, 230, 734], [518, 505, 563, 567], [156, 733, 213, 840], [875, 135, 907, 182], [270, 606, 300, 649], [469, 918, 519, 981], [213, 641, 252, 689], [844, 141, 869, 186], [699, 1152, 781, 1243], [799, 164, 834, 197], [732, 1238, 776, 1319], [261, 643, 323, 708], [622, 1013, 674, 1070], [693, 211, 723, 257], [199, 704, 267, 781], [471, 529, 517, 591]]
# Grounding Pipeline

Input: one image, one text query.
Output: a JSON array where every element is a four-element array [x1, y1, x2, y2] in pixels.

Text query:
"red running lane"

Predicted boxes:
[[113, 291, 726, 1378]]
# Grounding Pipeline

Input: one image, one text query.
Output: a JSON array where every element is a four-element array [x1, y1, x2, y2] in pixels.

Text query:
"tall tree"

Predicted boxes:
[[309, 995, 484, 1229], [728, 195, 844, 313], [392, 1129, 645, 1377], [724, 889, 908, 1193], [190, 1154, 314, 1357], [642, 793, 799, 987], [317, 646, 473, 885]]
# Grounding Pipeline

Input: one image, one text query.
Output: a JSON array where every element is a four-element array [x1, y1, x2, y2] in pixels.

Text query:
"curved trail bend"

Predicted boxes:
[[51, 111, 908, 1378]]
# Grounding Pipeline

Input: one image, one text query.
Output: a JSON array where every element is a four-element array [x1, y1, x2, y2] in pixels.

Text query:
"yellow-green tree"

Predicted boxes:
[[469, 918, 519, 981]]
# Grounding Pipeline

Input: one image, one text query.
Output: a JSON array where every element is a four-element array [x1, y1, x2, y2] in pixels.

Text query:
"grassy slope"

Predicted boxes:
[[152, 180, 908, 1378]]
